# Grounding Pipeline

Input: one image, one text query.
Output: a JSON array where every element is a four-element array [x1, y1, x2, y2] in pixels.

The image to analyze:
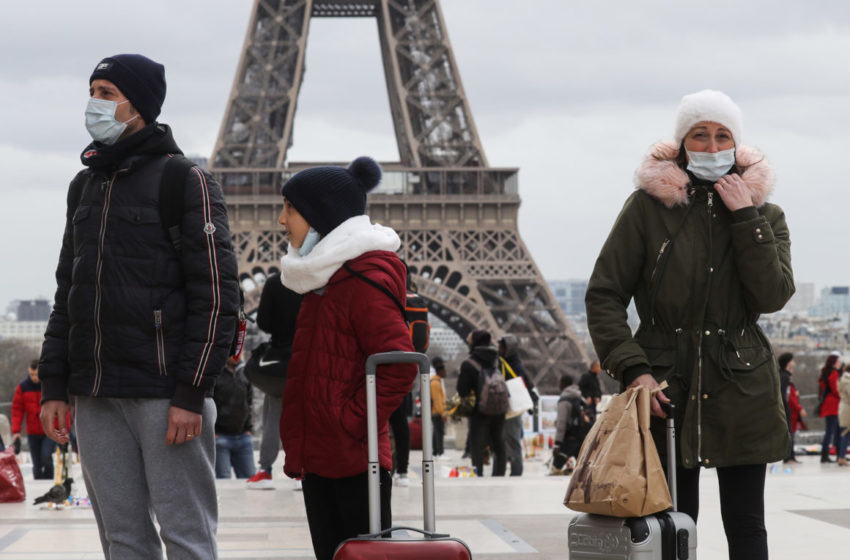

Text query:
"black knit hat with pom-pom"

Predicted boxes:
[[280, 156, 382, 236]]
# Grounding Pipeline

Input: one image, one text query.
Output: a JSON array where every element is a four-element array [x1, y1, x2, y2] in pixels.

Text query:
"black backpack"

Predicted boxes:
[[561, 394, 594, 440], [213, 363, 252, 435], [404, 292, 430, 353]]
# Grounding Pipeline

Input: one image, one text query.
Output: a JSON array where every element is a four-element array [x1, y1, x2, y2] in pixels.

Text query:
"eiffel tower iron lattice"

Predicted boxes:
[[209, 0, 587, 389]]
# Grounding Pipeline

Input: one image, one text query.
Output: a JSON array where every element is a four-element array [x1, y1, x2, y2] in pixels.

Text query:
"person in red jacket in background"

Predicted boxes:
[[277, 156, 416, 560], [819, 353, 842, 463], [11, 360, 57, 479]]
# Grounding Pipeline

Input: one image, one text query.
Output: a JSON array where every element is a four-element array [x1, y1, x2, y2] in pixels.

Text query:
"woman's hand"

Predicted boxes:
[[628, 373, 670, 418], [714, 173, 753, 212]]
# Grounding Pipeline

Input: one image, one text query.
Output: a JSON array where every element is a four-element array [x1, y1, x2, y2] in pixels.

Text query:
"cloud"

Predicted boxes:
[[1, 0, 849, 308]]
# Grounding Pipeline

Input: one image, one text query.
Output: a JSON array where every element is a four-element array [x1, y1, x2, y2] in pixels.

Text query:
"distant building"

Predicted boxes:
[[15, 299, 51, 322], [549, 279, 588, 316], [0, 319, 47, 352], [811, 286, 850, 317]]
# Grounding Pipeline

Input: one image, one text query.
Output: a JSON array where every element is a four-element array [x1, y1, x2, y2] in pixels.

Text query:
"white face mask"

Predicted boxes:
[[686, 148, 736, 182], [298, 228, 321, 257], [85, 98, 138, 145]]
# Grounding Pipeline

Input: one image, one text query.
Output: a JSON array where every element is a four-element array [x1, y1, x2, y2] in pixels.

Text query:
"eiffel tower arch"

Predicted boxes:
[[209, 0, 587, 389]]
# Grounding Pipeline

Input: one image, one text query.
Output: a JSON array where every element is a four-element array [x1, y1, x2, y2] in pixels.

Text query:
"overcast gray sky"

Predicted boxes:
[[1, 0, 848, 307]]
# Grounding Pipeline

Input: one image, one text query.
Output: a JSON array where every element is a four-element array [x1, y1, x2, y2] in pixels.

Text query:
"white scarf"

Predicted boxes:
[[280, 215, 401, 294]]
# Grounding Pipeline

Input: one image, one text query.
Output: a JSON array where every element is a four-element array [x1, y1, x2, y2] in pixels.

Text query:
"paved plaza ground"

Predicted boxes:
[[1, 447, 849, 559]]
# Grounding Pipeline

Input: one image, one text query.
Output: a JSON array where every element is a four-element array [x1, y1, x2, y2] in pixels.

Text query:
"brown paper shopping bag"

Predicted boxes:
[[563, 385, 671, 517]]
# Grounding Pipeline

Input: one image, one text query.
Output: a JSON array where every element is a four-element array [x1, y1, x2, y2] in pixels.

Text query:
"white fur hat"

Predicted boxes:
[[673, 89, 743, 147]]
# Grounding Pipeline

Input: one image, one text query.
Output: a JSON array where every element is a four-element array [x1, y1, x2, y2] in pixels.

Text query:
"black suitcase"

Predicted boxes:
[[567, 403, 697, 559]]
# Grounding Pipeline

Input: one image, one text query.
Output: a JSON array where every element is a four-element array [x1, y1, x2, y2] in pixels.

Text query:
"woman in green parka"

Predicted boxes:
[[586, 89, 793, 560]]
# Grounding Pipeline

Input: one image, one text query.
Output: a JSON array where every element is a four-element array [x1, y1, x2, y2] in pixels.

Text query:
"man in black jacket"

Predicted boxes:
[[213, 357, 255, 479], [457, 329, 506, 477], [579, 360, 604, 408], [38, 54, 239, 559]]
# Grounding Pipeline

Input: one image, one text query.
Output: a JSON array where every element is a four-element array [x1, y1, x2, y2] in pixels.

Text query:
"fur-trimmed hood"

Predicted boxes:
[[634, 141, 775, 208]]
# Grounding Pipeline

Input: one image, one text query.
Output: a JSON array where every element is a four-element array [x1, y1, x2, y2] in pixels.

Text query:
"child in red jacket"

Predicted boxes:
[[277, 156, 416, 560], [11, 360, 57, 479]]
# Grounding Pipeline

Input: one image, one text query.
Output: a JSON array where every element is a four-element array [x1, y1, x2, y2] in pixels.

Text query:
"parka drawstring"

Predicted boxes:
[[716, 329, 737, 383]]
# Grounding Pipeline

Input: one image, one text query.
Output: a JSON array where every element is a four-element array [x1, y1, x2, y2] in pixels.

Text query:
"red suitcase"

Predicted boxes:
[[333, 352, 472, 559]]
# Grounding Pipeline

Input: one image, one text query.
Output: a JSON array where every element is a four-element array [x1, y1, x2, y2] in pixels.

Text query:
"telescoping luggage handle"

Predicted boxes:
[[660, 401, 678, 511], [365, 351, 434, 535]]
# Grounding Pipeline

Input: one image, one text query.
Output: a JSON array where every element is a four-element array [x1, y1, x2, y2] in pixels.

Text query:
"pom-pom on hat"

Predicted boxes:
[[90, 54, 166, 124], [673, 89, 743, 147], [280, 156, 382, 236]]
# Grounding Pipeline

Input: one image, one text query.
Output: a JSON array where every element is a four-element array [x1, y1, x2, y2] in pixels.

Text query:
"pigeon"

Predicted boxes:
[[33, 477, 73, 506]]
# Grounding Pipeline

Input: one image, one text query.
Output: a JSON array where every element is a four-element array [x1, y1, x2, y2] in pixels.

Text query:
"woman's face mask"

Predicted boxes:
[[686, 148, 735, 182], [85, 97, 138, 145]]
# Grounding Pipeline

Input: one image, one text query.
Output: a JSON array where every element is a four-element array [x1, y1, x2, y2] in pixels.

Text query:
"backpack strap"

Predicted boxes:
[[342, 261, 407, 318], [463, 358, 482, 373], [159, 155, 196, 255]]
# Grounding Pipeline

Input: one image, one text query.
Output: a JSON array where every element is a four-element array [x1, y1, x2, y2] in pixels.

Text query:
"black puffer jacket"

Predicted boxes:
[[39, 124, 239, 413]]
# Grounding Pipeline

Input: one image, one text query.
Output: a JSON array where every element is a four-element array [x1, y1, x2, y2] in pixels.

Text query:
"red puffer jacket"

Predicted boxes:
[[11, 378, 46, 436], [280, 251, 416, 479]]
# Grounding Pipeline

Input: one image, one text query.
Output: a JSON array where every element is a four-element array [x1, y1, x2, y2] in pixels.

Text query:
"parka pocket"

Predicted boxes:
[[154, 309, 168, 376], [644, 347, 677, 384], [706, 344, 772, 395]]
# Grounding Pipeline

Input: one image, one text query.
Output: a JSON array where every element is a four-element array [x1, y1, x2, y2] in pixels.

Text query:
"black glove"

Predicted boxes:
[[13, 438, 21, 455]]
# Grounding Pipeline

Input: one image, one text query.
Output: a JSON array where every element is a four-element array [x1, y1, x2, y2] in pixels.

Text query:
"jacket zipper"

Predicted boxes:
[[91, 173, 118, 396], [696, 191, 715, 463], [649, 239, 671, 327], [650, 239, 671, 282], [154, 309, 168, 376]]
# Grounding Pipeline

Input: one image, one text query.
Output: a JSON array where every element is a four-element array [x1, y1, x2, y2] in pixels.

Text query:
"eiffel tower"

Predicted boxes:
[[209, 0, 587, 389]]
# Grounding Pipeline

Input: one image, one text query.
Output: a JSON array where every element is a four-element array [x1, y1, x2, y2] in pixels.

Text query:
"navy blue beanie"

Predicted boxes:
[[280, 157, 382, 236], [90, 54, 166, 124]]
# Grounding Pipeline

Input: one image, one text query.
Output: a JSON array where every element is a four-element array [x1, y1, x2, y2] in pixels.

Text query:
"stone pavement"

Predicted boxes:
[[1, 449, 849, 559]]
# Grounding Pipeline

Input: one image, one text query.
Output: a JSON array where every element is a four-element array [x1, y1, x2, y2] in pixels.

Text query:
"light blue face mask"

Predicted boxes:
[[686, 148, 735, 182], [298, 228, 321, 256], [85, 97, 137, 145]]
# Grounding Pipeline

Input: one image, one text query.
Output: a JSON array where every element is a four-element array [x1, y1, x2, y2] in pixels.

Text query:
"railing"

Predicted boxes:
[[211, 166, 519, 199]]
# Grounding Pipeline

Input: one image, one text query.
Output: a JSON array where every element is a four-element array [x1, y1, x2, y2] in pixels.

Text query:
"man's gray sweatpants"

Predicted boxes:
[[75, 396, 218, 560], [259, 392, 283, 472]]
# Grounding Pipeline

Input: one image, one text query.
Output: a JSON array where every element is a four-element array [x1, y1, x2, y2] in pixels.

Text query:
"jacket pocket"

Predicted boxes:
[[644, 346, 676, 381], [706, 343, 772, 395], [72, 205, 93, 254], [154, 309, 168, 376]]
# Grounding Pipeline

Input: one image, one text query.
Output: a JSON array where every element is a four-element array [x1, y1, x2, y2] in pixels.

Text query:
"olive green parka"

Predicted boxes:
[[586, 142, 793, 469]]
